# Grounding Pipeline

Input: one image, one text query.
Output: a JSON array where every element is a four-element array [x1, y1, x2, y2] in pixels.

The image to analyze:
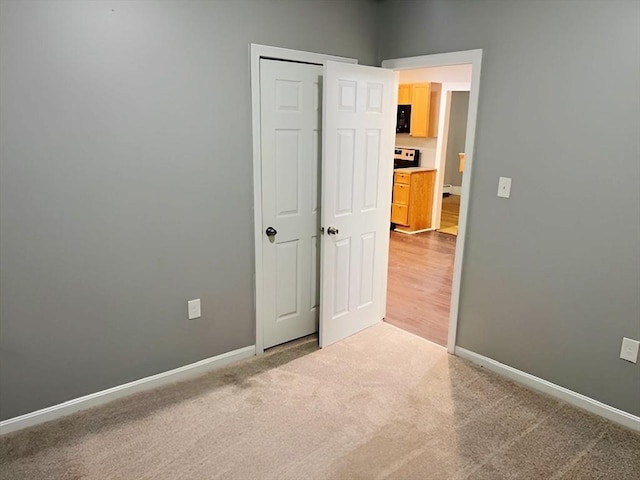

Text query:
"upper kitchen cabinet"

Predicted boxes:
[[410, 83, 441, 138], [398, 84, 412, 104]]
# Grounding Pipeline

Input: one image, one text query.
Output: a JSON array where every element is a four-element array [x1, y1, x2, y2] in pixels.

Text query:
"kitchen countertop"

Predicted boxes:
[[394, 167, 436, 173]]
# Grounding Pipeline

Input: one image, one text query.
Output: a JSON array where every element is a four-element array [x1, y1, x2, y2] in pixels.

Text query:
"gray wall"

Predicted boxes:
[[377, 0, 640, 415], [0, 0, 377, 420], [444, 91, 468, 187], [2, 0, 639, 423]]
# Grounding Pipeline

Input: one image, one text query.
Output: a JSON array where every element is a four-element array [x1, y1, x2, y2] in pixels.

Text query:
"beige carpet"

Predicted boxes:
[[1, 323, 638, 479]]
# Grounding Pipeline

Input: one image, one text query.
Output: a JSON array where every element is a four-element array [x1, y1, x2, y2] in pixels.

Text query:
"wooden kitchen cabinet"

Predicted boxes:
[[410, 82, 441, 138], [391, 168, 436, 233], [398, 84, 412, 104]]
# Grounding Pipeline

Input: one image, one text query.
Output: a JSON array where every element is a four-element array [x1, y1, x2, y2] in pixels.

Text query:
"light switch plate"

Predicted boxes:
[[620, 337, 639, 363], [497, 177, 512, 198], [188, 299, 201, 320]]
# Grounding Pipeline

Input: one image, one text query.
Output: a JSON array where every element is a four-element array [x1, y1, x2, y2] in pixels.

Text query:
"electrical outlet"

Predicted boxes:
[[497, 177, 512, 198], [188, 299, 201, 320], [619, 337, 639, 363]]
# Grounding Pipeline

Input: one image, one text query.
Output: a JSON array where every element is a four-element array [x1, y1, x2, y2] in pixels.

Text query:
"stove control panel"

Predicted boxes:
[[394, 148, 417, 160], [393, 148, 420, 168]]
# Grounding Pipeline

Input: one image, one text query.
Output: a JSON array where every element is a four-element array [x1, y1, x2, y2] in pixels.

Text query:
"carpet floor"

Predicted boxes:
[[1, 324, 638, 479]]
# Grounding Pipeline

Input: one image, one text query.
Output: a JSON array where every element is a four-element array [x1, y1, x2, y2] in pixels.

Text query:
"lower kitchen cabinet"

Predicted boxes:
[[391, 168, 436, 233]]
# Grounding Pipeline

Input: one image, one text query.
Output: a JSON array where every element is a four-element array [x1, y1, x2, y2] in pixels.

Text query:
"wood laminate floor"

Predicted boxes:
[[385, 230, 456, 346], [438, 194, 461, 232]]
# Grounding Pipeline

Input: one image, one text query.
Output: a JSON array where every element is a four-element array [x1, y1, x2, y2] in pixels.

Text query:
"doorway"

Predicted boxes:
[[385, 73, 472, 346], [252, 46, 483, 355], [382, 51, 482, 353], [437, 90, 470, 237]]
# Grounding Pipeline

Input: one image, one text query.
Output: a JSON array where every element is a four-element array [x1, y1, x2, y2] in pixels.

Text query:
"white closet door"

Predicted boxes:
[[261, 59, 322, 349]]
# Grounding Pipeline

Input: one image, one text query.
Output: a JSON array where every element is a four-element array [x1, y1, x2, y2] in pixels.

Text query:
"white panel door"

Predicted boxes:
[[320, 61, 397, 348], [261, 59, 322, 349]]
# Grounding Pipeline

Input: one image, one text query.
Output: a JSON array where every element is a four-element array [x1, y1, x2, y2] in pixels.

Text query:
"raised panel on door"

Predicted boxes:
[[310, 235, 319, 310], [276, 240, 299, 319], [333, 238, 351, 318], [335, 129, 355, 216], [320, 61, 396, 348], [362, 129, 381, 212], [261, 59, 322, 349], [275, 130, 300, 216], [358, 232, 376, 308]]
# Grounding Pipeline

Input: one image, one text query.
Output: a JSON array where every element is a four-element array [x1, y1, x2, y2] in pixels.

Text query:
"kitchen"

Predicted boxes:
[[386, 65, 471, 346]]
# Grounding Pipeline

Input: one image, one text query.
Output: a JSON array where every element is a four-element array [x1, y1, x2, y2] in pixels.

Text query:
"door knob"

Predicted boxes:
[[265, 226, 277, 237], [327, 226, 339, 235]]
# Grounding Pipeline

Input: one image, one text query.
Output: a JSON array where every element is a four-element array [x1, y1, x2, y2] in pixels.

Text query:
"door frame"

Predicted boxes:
[[382, 50, 483, 354], [250, 44, 357, 354]]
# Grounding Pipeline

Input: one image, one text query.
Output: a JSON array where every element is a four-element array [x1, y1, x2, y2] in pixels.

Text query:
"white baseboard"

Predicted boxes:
[[394, 227, 435, 235], [452, 186, 462, 196], [454, 347, 640, 432], [0, 345, 256, 435]]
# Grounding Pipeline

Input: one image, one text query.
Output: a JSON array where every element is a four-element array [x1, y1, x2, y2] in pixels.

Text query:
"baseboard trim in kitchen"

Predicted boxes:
[[394, 227, 435, 235], [0, 345, 256, 435], [455, 346, 640, 432]]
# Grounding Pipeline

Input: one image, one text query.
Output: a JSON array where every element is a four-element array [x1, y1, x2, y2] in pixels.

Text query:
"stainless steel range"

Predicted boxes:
[[394, 147, 420, 169]]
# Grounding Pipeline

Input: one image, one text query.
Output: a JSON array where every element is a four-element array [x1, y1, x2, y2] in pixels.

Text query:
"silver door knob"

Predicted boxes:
[[327, 226, 339, 235], [265, 226, 277, 237]]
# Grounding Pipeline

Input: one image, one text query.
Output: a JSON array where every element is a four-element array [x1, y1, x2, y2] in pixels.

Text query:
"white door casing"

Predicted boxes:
[[260, 59, 322, 349], [253, 46, 482, 356], [382, 49, 483, 353], [319, 61, 397, 348]]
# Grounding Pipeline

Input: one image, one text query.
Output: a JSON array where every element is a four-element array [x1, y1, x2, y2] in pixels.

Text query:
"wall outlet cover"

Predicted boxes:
[[497, 176, 512, 198], [619, 337, 639, 364], [188, 299, 201, 320]]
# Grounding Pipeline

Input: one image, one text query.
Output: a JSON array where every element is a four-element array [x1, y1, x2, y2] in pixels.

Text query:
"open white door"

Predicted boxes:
[[319, 61, 397, 348]]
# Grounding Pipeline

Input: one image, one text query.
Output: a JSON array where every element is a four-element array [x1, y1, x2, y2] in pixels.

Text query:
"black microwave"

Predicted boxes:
[[396, 104, 411, 133]]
